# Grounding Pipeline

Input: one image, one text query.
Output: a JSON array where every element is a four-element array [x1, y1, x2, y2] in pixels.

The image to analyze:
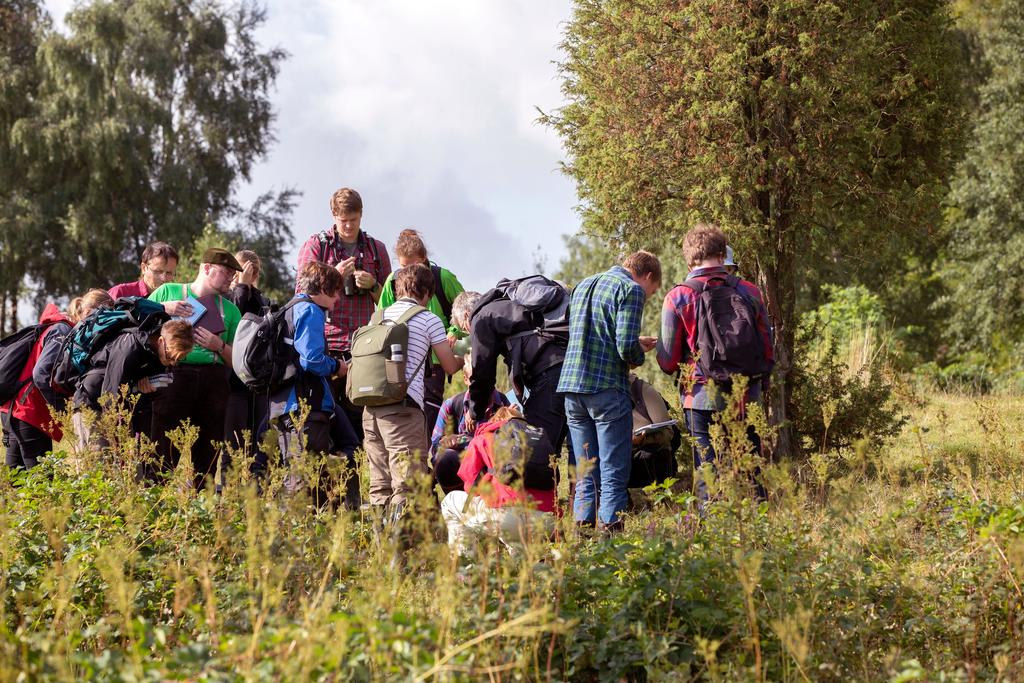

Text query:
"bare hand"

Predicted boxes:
[[464, 414, 476, 433], [354, 270, 376, 290], [138, 377, 154, 394], [333, 359, 348, 378], [335, 256, 357, 279], [632, 432, 645, 446], [639, 336, 658, 353], [193, 327, 223, 352], [439, 434, 461, 450], [164, 300, 193, 318], [447, 333, 458, 349], [238, 261, 258, 286]]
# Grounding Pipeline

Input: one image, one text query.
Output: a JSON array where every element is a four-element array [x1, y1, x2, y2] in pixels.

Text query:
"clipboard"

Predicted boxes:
[[193, 294, 226, 336], [633, 419, 678, 437]]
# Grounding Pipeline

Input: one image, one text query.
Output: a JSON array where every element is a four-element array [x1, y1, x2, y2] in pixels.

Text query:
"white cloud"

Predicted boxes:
[[246, 0, 579, 291], [44, 0, 580, 293]]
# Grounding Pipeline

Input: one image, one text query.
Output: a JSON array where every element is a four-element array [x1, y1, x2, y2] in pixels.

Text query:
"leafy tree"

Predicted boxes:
[[546, 0, 965, 456], [9, 0, 291, 304], [943, 0, 1024, 363], [0, 0, 47, 334]]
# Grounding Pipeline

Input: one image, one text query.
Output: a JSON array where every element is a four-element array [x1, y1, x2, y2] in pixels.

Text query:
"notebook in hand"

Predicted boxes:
[[193, 294, 226, 336], [181, 296, 206, 326], [633, 419, 679, 437]]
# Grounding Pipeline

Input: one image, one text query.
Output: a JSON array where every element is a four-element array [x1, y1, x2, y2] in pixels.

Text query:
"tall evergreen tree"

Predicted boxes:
[[546, 0, 966, 456], [944, 0, 1024, 359]]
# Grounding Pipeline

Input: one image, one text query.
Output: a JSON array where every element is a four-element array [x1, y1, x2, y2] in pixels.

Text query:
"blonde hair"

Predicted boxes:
[[69, 289, 114, 323], [395, 228, 428, 262], [491, 406, 523, 422], [235, 249, 261, 272]]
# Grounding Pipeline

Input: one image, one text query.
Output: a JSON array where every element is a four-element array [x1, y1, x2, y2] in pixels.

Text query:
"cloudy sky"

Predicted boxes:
[[45, 0, 581, 292]]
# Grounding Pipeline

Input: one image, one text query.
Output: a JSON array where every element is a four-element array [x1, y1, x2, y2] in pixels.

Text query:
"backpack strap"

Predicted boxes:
[[393, 303, 428, 325], [316, 229, 333, 264], [450, 391, 467, 428], [430, 264, 453, 324]]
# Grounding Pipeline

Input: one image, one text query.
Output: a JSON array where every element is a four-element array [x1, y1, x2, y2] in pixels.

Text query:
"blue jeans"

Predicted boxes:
[[565, 388, 633, 526], [684, 408, 766, 503]]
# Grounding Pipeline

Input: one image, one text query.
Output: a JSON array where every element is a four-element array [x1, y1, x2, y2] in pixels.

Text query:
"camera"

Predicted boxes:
[[343, 273, 358, 297]]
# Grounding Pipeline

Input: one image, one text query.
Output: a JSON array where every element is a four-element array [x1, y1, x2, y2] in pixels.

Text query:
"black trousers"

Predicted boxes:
[[278, 411, 358, 509], [523, 364, 568, 456], [330, 373, 365, 442], [146, 364, 229, 490], [628, 446, 678, 489], [2, 413, 51, 469], [223, 387, 270, 480], [422, 366, 445, 433]]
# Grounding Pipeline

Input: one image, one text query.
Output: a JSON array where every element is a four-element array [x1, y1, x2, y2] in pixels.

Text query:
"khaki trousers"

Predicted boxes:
[[363, 402, 428, 507]]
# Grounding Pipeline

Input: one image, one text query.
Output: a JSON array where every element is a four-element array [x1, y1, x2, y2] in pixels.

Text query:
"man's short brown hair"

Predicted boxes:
[[330, 187, 363, 216], [622, 250, 662, 284], [160, 320, 195, 363], [141, 241, 178, 265], [683, 223, 728, 267], [296, 261, 344, 297], [395, 263, 435, 300]]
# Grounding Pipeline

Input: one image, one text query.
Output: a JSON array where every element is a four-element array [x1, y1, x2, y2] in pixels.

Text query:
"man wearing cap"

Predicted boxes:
[[724, 246, 739, 276], [145, 248, 244, 490]]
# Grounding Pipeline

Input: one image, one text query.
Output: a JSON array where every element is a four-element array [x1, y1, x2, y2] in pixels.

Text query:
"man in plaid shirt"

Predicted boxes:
[[296, 188, 392, 354], [296, 187, 392, 444], [558, 251, 661, 532], [656, 224, 773, 502]]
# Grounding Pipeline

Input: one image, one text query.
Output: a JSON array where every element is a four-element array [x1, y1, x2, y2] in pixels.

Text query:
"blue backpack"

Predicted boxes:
[[50, 297, 168, 396]]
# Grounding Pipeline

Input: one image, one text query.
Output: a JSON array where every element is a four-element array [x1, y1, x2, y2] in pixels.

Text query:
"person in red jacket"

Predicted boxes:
[[440, 406, 556, 556], [1, 303, 74, 469]]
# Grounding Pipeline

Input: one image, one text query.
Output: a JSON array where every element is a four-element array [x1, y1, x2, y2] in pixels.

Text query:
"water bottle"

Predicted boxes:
[[390, 343, 404, 363]]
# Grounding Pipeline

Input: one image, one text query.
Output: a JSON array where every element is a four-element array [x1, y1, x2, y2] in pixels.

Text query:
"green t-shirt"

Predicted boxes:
[[149, 283, 241, 366], [378, 264, 465, 337]]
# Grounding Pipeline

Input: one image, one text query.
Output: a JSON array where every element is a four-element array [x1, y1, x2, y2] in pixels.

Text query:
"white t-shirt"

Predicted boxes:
[[383, 299, 447, 409]]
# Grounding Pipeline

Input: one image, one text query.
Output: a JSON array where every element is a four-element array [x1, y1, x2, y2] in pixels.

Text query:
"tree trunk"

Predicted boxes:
[[758, 251, 797, 461], [9, 295, 17, 336], [0, 292, 6, 338]]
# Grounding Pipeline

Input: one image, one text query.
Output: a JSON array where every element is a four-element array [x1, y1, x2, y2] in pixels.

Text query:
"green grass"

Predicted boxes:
[[1, 393, 1022, 681]]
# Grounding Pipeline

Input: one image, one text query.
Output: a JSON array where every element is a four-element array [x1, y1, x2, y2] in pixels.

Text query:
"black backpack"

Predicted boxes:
[[0, 322, 57, 404], [681, 275, 773, 385], [488, 417, 555, 490], [50, 297, 168, 397], [472, 275, 570, 396], [231, 298, 303, 392]]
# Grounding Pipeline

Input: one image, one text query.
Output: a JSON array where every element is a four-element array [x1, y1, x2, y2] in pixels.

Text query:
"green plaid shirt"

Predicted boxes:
[[557, 265, 647, 395]]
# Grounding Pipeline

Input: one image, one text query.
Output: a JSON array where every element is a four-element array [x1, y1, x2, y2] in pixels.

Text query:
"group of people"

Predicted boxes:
[[0, 185, 774, 551]]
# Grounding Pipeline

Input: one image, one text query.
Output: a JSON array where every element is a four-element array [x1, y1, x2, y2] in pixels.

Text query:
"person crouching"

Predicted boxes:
[[440, 406, 557, 557], [73, 320, 194, 452]]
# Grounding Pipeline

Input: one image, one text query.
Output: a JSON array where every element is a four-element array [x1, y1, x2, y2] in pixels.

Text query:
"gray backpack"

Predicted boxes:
[[346, 304, 429, 407]]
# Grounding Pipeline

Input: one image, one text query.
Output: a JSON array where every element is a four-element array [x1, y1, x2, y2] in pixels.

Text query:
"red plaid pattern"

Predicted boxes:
[[296, 228, 392, 353]]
